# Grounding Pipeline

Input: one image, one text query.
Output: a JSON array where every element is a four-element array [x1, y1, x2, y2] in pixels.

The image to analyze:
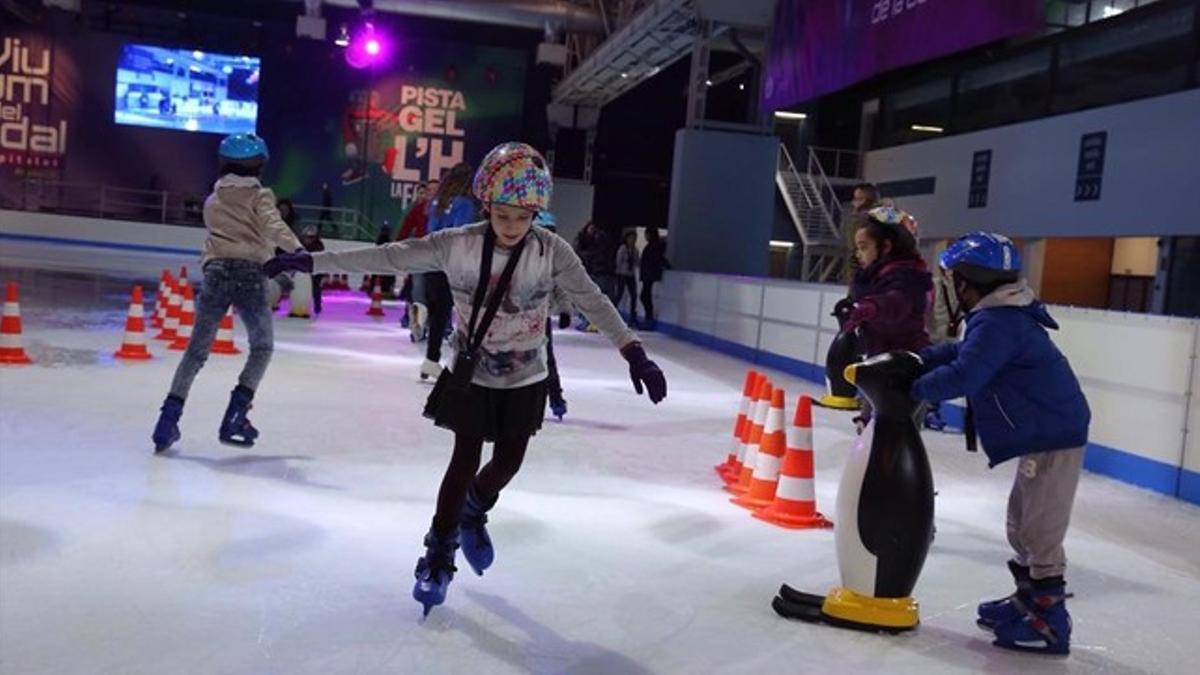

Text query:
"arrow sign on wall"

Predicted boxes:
[[1075, 131, 1107, 202]]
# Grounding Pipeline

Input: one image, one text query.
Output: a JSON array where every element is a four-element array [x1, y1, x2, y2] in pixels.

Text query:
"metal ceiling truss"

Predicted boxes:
[[552, 0, 715, 107]]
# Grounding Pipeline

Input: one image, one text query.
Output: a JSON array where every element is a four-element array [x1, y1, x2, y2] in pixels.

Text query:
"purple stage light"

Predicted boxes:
[[344, 22, 389, 69]]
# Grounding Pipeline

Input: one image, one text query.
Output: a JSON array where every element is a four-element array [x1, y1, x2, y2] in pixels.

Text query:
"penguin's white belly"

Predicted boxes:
[[289, 274, 313, 314], [835, 419, 877, 596]]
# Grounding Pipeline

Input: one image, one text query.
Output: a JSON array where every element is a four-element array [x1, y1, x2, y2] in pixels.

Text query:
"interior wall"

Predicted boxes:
[[1040, 238, 1114, 308], [667, 129, 777, 276], [1111, 237, 1159, 276]]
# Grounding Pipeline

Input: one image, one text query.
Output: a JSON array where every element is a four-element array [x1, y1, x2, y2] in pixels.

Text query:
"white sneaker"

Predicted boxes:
[[420, 359, 443, 381]]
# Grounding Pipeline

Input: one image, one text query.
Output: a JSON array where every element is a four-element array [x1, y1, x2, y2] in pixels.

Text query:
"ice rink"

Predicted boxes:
[[1, 269, 1197, 675]]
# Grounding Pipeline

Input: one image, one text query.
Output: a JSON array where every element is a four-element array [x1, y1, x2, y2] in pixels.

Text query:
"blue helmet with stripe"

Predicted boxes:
[[218, 133, 269, 162], [939, 232, 1021, 285]]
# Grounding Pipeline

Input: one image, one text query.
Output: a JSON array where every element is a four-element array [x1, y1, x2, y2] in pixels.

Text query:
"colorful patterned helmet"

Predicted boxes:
[[472, 142, 552, 212], [867, 204, 919, 241]]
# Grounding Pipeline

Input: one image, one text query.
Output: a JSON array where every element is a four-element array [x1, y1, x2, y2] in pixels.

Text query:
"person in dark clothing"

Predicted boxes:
[[614, 230, 640, 324], [397, 180, 437, 331], [421, 163, 477, 381], [842, 182, 882, 282], [638, 227, 670, 329], [299, 224, 326, 314], [574, 221, 616, 302], [374, 222, 397, 297], [318, 183, 334, 234]]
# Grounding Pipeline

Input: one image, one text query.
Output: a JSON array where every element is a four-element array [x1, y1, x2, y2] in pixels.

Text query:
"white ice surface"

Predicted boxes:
[[1, 269, 1198, 675]]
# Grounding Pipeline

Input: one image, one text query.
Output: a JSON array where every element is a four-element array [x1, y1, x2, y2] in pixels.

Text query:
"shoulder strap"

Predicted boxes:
[[464, 228, 527, 353]]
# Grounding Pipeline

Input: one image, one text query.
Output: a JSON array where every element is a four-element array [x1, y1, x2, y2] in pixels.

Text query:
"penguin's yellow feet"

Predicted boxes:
[[821, 587, 919, 631]]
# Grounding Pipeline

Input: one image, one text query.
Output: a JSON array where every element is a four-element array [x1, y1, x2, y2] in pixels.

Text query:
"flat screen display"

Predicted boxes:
[[115, 44, 260, 134]]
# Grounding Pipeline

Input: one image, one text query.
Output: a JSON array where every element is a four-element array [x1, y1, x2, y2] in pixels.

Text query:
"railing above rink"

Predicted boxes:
[[6, 179, 380, 242]]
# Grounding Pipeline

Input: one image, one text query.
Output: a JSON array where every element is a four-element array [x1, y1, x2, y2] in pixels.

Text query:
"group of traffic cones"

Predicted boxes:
[[2, 266, 250, 367], [716, 370, 832, 529], [141, 267, 240, 356], [321, 273, 350, 291]]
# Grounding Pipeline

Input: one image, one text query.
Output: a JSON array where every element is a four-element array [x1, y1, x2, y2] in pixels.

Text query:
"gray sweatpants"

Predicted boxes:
[[1006, 446, 1085, 580]]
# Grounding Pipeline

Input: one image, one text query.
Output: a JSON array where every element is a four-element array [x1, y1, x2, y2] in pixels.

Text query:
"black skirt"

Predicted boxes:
[[423, 371, 548, 442]]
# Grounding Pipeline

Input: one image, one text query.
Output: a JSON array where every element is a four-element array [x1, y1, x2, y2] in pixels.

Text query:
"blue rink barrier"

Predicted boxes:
[[657, 319, 1200, 507]]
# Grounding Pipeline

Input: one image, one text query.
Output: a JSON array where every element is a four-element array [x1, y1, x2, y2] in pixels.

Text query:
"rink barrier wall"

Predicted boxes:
[[0, 209, 365, 280], [4, 210, 1198, 506], [654, 270, 1200, 506]]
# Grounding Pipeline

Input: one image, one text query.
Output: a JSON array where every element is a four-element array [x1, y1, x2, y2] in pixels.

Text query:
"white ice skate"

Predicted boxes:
[[420, 358, 443, 382]]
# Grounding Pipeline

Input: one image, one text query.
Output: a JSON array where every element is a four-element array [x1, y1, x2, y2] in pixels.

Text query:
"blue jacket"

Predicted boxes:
[[911, 282, 1090, 467], [426, 196, 477, 234]]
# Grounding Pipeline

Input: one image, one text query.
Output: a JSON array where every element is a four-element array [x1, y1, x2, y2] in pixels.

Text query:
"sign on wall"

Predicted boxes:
[[763, 0, 1044, 110], [968, 149, 991, 209], [1075, 131, 1107, 202]]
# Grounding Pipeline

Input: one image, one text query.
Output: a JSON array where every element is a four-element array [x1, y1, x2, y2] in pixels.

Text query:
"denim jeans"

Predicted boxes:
[[169, 258, 275, 399]]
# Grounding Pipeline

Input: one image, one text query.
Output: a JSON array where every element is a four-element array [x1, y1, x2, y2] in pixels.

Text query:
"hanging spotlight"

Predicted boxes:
[[334, 24, 350, 47]]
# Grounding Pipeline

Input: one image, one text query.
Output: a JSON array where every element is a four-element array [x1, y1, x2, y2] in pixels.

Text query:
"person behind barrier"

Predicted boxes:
[[911, 231, 1090, 656]]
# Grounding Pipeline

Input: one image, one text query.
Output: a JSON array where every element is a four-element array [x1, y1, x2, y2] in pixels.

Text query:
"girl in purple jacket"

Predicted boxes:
[[843, 206, 933, 427]]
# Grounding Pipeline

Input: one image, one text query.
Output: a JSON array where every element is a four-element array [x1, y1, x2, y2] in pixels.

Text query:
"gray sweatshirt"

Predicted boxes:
[[311, 222, 638, 389], [201, 175, 302, 266]]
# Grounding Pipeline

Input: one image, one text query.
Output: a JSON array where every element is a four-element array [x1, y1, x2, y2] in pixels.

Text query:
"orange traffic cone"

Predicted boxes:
[[210, 308, 241, 355], [0, 282, 33, 365], [726, 378, 772, 495], [732, 387, 787, 510], [155, 272, 175, 329], [155, 276, 182, 340], [366, 280, 385, 317], [168, 284, 196, 350], [717, 370, 760, 480], [151, 270, 168, 328], [114, 285, 153, 360], [754, 395, 832, 529]]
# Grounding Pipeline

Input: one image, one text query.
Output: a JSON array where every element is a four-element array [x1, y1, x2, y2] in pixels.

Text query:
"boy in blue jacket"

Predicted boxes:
[[912, 232, 1090, 656]]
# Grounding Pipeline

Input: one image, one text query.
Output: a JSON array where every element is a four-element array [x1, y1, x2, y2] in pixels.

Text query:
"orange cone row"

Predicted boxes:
[[2, 271, 248, 366], [717, 370, 831, 530]]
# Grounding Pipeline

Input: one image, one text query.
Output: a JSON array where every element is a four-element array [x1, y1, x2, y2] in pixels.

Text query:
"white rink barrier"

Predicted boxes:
[[653, 270, 1200, 505], [0, 209, 363, 281]]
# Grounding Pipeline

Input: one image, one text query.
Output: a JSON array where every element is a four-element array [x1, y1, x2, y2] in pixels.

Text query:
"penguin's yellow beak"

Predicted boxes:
[[843, 363, 859, 385]]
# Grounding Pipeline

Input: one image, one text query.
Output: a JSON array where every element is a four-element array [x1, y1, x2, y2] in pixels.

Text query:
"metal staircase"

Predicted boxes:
[[776, 145, 847, 283]]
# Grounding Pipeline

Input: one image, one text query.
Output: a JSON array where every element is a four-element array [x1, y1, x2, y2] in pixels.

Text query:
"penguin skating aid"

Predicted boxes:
[[774, 351, 935, 633]]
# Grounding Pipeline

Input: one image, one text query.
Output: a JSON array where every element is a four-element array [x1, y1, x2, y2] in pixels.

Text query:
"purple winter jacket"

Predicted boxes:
[[847, 257, 934, 357]]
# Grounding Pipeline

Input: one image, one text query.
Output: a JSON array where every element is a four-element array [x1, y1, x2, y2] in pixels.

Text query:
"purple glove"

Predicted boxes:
[[843, 301, 877, 335], [263, 250, 313, 277], [621, 342, 666, 404]]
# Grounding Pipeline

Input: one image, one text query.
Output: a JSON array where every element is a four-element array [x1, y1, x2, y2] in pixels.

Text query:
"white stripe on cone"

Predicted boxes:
[[0, 333, 19, 348], [3, 302, 17, 315], [776, 474, 817, 502], [751, 453, 782, 481], [786, 427, 813, 452]]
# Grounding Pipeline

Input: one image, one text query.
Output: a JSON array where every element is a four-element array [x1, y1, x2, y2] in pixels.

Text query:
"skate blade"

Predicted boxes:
[[991, 639, 1070, 657], [219, 437, 255, 448]]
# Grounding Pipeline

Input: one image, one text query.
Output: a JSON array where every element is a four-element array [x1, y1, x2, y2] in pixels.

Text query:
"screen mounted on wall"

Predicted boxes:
[[114, 44, 260, 135]]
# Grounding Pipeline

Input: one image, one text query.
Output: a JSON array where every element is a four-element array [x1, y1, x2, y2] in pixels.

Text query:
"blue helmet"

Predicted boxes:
[[939, 232, 1021, 285], [533, 211, 557, 231], [218, 133, 269, 162]]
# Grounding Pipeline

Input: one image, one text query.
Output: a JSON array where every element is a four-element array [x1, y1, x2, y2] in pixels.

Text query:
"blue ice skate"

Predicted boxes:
[[460, 487, 496, 575], [413, 527, 460, 616], [219, 386, 259, 447], [152, 395, 184, 453], [977, 560, 1031, 631], [549, 395, 567, 421], [992, 580, 1071, 656]]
